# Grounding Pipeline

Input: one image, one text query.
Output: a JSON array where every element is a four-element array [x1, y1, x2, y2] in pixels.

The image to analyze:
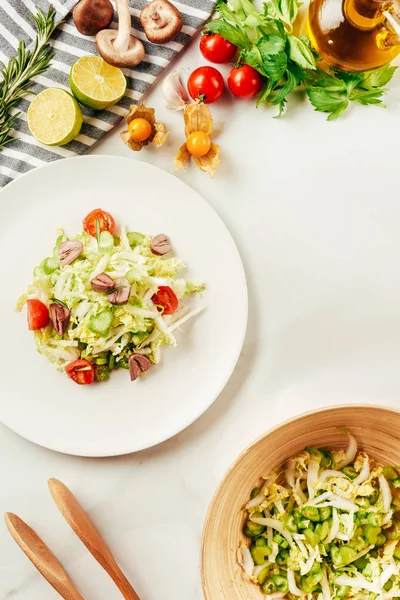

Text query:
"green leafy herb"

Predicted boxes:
[[208, 0, 397, 119], [96, 217, 101, 243], [0, 6, 60, 150]]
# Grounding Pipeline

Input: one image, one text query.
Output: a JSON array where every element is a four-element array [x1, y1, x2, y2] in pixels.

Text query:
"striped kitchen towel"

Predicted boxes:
[[0, 0, 216, 188]]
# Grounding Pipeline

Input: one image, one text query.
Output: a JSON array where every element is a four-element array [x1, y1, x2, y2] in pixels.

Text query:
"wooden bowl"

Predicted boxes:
[[201, 405, 400, 600]]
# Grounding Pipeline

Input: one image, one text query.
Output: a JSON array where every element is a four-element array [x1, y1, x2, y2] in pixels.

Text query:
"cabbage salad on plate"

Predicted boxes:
[[17, 209, 205, 385]]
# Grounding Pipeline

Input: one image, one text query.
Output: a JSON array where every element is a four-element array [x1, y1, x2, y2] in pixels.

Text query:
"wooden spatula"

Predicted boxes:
[[48, 478, 140, 600], [4, 512, 85, 600]]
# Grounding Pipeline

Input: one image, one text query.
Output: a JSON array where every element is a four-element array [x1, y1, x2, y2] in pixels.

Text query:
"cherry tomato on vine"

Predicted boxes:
[[188, 66, 225, 104], [27, 299, 50, 330], [186, 131, 211, 157], [83, 209, 116, 237], [199, 33, 237, 64], [151, 286, 179, 315], [65, 359, 95, 385], [228, 65, 262, 99]]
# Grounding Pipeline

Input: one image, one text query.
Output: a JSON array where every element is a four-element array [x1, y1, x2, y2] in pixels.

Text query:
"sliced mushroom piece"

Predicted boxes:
[[129, 353, 152, 381], [49, 303, 71, 336], [150, 233, 172, 255], [140, 0, 183, 44], [108, 277, 131, 305], [96, 0, 145, 67], [59, 240, 83, 267], [91, 273, 115, 293]]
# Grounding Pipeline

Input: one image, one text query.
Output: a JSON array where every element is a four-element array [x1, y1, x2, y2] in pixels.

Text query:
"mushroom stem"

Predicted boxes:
[[113, 0, 131, 54]]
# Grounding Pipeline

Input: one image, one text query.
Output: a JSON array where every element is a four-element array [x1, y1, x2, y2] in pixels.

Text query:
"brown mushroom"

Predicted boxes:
[[150, 233, 172, 255], [96, 0, 145, 67], [72, 0, 114, 36], [129, 353, 152, 381], [49, 303, 71, 336], [59, 240, 83, 267], [108, 277, 131, 305], [140, 0, 183, 44], [91, 273, 115, 293]]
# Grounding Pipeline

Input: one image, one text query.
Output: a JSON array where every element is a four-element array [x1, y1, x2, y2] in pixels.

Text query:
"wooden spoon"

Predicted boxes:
[[48, 479, 140, 600], [4, 512, 84, 600]]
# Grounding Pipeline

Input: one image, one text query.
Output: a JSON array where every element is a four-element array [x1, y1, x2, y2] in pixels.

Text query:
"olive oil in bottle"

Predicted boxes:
[[307, 0, 400, 71]]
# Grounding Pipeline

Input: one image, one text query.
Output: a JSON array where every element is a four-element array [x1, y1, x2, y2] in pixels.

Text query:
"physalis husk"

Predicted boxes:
[[121, 103, 168, 151], [174, 102, 221, 178]]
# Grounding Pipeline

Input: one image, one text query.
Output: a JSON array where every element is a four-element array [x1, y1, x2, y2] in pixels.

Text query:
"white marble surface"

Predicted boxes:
[[2, 30, 400, 600]]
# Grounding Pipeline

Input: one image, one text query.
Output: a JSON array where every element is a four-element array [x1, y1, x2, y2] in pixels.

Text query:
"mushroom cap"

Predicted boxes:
[[140, 0, 183, 44], [72, 0, 114, 36], [95, 30, 145, 67]]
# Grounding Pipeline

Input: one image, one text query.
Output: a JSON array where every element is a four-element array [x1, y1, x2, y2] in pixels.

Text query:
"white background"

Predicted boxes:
[[2, 27, 400, 600]]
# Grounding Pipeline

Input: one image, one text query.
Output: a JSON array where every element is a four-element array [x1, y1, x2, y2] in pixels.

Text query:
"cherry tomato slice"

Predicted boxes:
[[65, 359, 95, 385], [187, 66, 225, 104], [83, 209, 116, 238], [200, 33, 237, 64], [27, 299, 50, 330], [228, 65, 262, 99], [151, 286, 179, 315]]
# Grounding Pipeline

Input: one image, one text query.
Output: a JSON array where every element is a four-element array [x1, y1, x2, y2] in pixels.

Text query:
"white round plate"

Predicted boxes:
[[0, 156, 247, 456]]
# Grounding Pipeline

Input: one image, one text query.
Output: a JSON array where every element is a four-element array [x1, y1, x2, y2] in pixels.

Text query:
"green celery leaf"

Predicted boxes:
[[268, 0, 299, 27], [257, 34, 286, 56], [241, 47, 263, 72], [207, 19, 250, 49], [361, 64, 397, 89], [307, 87, 348, 113], [327, 103, 349, 120], [271, 68, 298, 105], [349, 88, 385, 105], [261, 51, 288, 79], [288, 35, 316, 70], [288, 61, 307, 82]]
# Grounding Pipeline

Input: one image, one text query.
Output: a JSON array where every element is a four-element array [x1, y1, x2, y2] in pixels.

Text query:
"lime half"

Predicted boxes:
[[27, 88, 83, 146], [70, 55, 127, 110]]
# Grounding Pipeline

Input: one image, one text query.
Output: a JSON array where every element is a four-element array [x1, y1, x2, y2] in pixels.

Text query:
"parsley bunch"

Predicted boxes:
[[208, 0, 397, 119]]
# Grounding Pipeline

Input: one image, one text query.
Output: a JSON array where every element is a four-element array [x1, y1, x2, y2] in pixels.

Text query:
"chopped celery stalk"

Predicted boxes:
[[304, 528, 319, 547], [383, 466, 399, 480], [262, 581, 276, 594], [285, 514, 298, 532], [94, 364, 109, 382], [132, 332, 149, 346], [301, 506, 320, 522], [126, 231, 145, 247], [392, 478, 400, 489], [244, 512, 265, 538], [367, 513, 385, 527], [272, 574, 288, 593], [98, 230, 114, 254], [41, 256, 59, 274], [376, 533, 386, 547], [88, 309, 113, 338], [250, 487, 261, 499], [319, 506, 332, 521], [319, 449, 332, 468], [276, 549, 289, 565], [95, 356, 108, 365], [363, 525, 381, 545], [108, 354, 115, 369], [251, 544, 271, 565], [342, 466, 358, 479], [255, 537, 268, 547], [331, 545, 357, 567], [394, 544, 400, 560], [257, 565, 270, 585], [354, 556, 368, 571], [336, 585, 351, 598]]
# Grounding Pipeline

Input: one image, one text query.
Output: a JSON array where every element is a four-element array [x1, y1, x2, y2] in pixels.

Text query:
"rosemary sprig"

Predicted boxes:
[[0, 5, 59, 150]]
